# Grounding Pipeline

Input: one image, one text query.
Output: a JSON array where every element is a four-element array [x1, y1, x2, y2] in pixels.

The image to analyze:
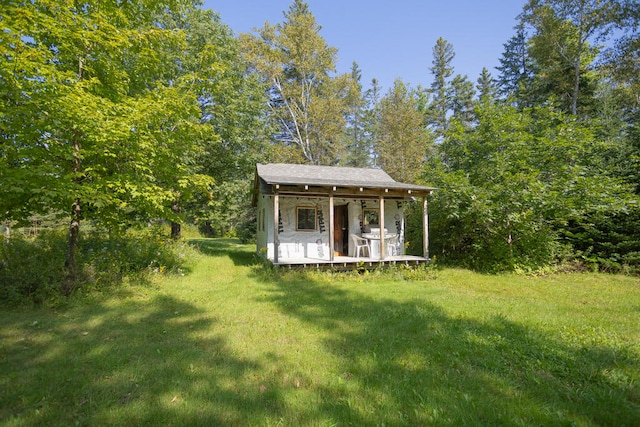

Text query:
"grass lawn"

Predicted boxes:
[[1, 238, 639, 426]]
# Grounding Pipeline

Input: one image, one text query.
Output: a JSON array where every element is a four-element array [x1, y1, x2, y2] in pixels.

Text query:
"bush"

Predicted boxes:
[[0, 231, 66, 305], [0, 227, 196, 305]]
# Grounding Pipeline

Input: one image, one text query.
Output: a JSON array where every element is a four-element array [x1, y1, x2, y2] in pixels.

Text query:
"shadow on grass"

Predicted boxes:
[[0, 294, 283, 425], [254, 268, 640, 425], [188, 238, 258, 267]]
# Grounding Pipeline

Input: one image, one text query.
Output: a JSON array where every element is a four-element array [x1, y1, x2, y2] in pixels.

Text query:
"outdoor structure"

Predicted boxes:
[[253, 163, 435, 268]]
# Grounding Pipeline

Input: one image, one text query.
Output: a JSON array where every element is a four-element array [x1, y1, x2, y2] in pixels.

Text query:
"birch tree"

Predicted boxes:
[[241, 0, 353, 165]]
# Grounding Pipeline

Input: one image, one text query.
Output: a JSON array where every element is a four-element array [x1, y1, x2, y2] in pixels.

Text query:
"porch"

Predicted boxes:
[[254, 163, 436, 270], [271, 254, 430, 270]]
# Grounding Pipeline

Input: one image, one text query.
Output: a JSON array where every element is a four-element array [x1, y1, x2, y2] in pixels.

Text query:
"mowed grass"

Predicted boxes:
[[1, 239, 639, 426]]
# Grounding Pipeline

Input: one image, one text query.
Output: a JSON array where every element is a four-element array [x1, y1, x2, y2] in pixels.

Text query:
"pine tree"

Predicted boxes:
[[427, 37, 456, 137], [496, 22, 535, 106], [343, 62, 371, 167], [449, 74, 476, 127], [476, 67, 499, 102], [364, 78, 383, 167]]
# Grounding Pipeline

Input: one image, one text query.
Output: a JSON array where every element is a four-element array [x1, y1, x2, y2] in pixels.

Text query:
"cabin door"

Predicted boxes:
[[333, 205, 349, 256]]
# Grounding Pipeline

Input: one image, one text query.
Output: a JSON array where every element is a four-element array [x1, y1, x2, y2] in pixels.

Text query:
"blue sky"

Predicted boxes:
[[203, 0, 527, 93]]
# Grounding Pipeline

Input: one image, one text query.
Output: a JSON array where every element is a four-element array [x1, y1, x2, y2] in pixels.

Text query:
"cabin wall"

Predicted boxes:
[[256, 194, 270, 256], [261, 196, 331, 260]]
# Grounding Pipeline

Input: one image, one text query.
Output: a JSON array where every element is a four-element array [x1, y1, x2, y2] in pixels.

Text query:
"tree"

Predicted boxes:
[[476, 67, 499, 102], [342, 62, 372, 167], [0, 0, 246, 291], [496, 22, 536, 105], [427, 37, 456, 137], [426, 102, 636, 271], [376, 79, 434, 183], [449, 74, 476, 127], [240, 0, 353, 165], [521, 0, 620, 115]]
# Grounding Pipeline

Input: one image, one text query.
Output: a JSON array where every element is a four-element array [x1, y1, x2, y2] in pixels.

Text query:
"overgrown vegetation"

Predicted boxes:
[[0, 227, 197, 306], [1, 239, 638, 425]]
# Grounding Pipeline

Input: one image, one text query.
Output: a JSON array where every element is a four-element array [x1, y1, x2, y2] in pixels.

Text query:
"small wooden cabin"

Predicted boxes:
[[253, 163, 435, 268]]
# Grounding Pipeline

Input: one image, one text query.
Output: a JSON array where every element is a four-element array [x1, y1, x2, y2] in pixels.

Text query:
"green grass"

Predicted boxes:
[[1, 238, 639, 426]]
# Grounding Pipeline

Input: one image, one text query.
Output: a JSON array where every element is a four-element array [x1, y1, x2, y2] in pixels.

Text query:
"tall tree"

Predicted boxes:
[[449, 74, 476, 127], [342, 62, 372, 167], [364, 78, 383, 167], [376, 79, 434, 183], [522, 0, 620, 115], [496, 22, 535, 105], [0, 0, 251, 291], [427, 37, 456, 137], [240, 0, 353, 165]]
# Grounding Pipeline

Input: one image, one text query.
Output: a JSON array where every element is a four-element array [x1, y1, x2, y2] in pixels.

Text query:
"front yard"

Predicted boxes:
[[1, 239, 638, 425]]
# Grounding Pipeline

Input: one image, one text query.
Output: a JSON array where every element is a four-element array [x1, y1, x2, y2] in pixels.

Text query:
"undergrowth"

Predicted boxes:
[[0, 227, 198, 306]]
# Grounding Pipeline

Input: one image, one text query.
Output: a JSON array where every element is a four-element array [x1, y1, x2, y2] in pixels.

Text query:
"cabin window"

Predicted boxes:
[[363, 208, 379, 226], [297, 207, 317, 231]]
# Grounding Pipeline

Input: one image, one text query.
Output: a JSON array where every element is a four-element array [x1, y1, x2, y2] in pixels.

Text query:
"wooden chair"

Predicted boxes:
[[351, 234, 371, 258]]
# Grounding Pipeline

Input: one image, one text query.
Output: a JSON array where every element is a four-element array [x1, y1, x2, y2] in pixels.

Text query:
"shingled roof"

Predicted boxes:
[[255, 163, 435, 192]]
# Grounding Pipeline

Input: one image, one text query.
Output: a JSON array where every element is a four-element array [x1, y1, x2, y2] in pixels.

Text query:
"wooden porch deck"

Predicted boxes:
[[271, 255, 430, 270]]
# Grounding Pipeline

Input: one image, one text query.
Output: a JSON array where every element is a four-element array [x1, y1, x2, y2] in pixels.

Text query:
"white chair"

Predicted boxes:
[[386, 235, 399, 256], [351, 234, 371, 258]]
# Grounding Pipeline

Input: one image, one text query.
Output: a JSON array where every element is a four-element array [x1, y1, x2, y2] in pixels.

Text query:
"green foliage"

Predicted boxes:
[[376, 79, 434, 183], [0, 229, 195, 306], [476, 67, 499, 102], [240, 0, 354, 165], [425, 102, 637, 272], [426, 37, 456, 137], [342, 62, 375, 167], [563, 206, 640, 273], [0, 232, 67, 305]]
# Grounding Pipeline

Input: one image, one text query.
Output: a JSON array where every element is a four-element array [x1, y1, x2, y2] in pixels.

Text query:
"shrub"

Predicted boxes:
[[0, 227, 195, 305]]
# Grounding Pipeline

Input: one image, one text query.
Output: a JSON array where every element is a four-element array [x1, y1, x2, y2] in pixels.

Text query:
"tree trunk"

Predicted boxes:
[[64, 130, 82, 296], [572, 59, 580, 116], [4, 220, 9, 240], [63, 198, 81, 296], [170, 200, 181, 240]]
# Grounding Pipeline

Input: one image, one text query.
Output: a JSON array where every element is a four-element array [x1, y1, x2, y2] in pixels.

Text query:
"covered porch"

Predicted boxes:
[[272, 254, 430, 270], [254, 163, 436, 269]]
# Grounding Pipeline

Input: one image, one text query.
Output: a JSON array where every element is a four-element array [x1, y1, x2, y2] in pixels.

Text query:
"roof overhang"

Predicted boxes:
[[252, 164, 436, 206]]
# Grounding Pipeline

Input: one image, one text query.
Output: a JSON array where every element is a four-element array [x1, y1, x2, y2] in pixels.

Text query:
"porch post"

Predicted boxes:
[[379, 195, 385, 260], [423, 195, 429, 260], [329, 192, 334, 261], [273, 190, 279, 264]]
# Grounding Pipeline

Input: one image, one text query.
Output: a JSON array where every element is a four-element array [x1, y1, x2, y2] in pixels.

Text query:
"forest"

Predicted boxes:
[[1, 0, 639, 301]]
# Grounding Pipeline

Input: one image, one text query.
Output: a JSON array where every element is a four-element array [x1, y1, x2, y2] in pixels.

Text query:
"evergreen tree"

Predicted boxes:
[[476, 67, 499, 102], [496, 22, 535, 106], [343, 62, 371, 167], [364, 78, 383, 167], [449, 74, 476, 127], [427, 37, 456, 137]]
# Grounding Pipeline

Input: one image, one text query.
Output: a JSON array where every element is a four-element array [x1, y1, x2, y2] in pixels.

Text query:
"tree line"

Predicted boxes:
[[1, 0, 639, 295]]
